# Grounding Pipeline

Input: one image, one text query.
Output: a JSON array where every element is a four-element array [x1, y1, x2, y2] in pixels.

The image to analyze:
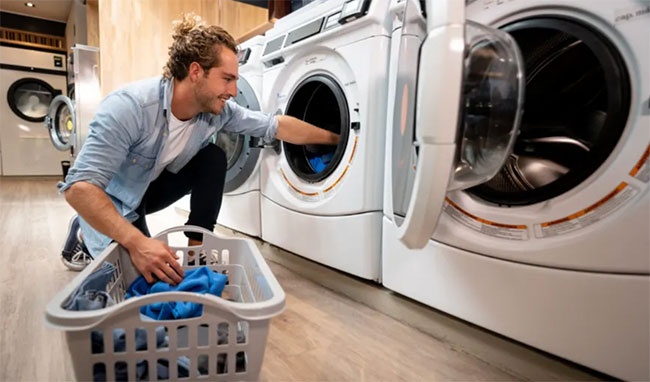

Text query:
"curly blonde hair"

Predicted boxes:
[[163, 13, 238, 80]]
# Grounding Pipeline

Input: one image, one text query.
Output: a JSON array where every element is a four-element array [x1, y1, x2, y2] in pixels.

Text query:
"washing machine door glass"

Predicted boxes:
[[282, 74, 350, 183], [214, 76, 262, 193], [468, 18, 631, 206], [7, 78, 61, 123], [391, 0, 524, 248], [45, 95, 75, 151]]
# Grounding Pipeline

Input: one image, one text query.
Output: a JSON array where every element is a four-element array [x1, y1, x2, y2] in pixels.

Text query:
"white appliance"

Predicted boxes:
[[0, 45, 70, 175], [45, 45, 101, 161], [382, 0, 650, 380], [259, 0, 392, 280], [175, 37, 268, 236]]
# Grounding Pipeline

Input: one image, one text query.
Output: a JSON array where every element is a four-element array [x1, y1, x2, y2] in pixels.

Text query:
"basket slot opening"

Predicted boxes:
[[217, 322, 229, 345], [157, 358, 169, 380], [198, 324, 209, 347], [198, 354, 209, 376], [112, 328, 128, 353], [236, 351, 248, 373], [217, 353, 228, 375], [156, 326, 169, 350], [177, 325, 189, 348], [92, 363, 106, 382], [237, 321, 249, 345], [134, 328, 147, 351], [177, 356, 190, 379], [135, 360, 148, 381], [90, 330, 104, 354], [114, 361, 128, 382]]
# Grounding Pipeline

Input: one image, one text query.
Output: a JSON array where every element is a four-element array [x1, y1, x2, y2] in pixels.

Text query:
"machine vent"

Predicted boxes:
[[0, 26, 66, 52]]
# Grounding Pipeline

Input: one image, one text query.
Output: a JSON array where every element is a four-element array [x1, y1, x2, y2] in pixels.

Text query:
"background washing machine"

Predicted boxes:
[[259, 0, 392, 280], [0, 45, 69, 176], [46, 45, 101, 162], [176, 36, 268, 237], [382, 0, 649, 379]]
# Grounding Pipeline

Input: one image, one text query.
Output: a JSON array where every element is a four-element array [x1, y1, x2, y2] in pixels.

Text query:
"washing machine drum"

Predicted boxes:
[[7, 78, 61, 123], [45, 95, 76, 151], [468, 18, 631, 205], [282, 74, 350, 183]]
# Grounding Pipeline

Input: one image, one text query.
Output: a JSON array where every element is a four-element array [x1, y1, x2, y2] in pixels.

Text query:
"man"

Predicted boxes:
[[58, 15, 339, 285]]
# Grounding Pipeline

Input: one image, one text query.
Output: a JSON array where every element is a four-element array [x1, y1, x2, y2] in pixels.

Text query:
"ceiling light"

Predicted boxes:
[[25, 2, 35, 7]]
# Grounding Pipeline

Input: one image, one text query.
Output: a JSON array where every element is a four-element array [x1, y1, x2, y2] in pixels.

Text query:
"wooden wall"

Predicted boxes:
[[219, 0, 268, 44], [96, 0, 267, 96], [86, 0, 100, 48]]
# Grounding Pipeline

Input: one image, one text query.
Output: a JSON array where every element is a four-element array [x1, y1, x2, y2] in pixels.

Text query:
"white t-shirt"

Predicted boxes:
[[152, 112, 195, 180]]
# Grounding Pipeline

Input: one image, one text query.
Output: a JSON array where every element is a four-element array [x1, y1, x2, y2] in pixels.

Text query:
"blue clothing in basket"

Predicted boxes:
[[126, 266, 227, 320], [63, 262, 116, 311]]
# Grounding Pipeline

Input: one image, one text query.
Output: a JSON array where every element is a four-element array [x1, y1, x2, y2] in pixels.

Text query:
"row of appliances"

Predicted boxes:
[[204, 0, 649, 379], [0, 44, 100, 176]]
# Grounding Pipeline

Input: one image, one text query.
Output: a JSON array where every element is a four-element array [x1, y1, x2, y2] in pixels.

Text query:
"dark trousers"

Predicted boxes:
[[132, 144, 227, 241]]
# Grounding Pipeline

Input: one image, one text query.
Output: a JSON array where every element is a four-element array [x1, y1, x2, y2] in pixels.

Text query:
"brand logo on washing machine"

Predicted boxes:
[[614, 5, 650, 24], [304, 55, 325, 66]]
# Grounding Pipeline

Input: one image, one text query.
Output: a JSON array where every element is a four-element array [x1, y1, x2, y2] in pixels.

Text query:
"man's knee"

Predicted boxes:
[[201, 144, 227, 169]]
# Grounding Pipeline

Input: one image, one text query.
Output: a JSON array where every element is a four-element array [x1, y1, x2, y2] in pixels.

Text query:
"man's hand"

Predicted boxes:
[[125, 236, 185, 285]]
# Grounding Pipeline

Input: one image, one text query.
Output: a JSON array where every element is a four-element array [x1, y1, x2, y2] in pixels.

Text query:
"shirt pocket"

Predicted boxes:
[[122, 151, 156, 181]]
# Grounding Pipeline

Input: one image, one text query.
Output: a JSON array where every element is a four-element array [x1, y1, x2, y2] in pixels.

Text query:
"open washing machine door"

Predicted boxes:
[[45, 94, 75, 151], [214, 75, 263, 193], [391, 0, 525, 249]]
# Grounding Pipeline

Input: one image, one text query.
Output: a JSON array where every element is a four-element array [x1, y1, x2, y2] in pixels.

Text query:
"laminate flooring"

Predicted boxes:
[[0, 177, 520, 381]]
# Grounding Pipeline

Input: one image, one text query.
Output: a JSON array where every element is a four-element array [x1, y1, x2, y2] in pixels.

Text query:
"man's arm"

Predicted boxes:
[[275, 115, 339, 145], [64, 180, 185, 285]]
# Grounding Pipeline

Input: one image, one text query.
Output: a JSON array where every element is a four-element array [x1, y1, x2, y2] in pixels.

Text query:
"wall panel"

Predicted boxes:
[[97, 0, 220, 96]]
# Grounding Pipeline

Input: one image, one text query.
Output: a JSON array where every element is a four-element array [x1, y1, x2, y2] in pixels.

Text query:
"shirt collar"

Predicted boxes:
[[161, 76, 174, 118]]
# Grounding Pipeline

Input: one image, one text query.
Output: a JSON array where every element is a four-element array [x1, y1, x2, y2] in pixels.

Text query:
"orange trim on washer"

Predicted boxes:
[[540, 182, 628, 227], [281, 168, 319, 196], [445, 198, 527, 229], [629, 144, 650, 176], [348, 136, 358, 164], [324, 165, 349, 193]]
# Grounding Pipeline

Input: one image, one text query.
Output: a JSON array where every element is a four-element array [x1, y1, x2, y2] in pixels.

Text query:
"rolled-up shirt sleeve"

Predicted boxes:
[[58, 92, 140, 193], [220, 100, 278, 143]]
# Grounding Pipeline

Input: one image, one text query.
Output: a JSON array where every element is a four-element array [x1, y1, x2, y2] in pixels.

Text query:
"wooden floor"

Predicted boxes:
[[0, 177, 520, 381]]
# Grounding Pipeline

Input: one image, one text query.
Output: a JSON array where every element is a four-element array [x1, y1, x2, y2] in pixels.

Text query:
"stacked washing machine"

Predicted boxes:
[[259, 0, 392, 280], [175, 36, 267, 238], [381, 0, 649, 379], [0, 45, 70, 175]]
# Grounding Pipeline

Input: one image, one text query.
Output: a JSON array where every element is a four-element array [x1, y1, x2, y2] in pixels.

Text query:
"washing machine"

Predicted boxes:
[[259, 0, 392, 280], [0, 45, 70, 176], [45, 45, 101, 161], [381, 0, 649, 379], [176, 35, 268, 237]]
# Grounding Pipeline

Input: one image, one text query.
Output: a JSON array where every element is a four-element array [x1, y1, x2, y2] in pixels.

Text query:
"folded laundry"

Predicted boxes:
[[63, 262, 116, 311], [125, 266, 228, 320]]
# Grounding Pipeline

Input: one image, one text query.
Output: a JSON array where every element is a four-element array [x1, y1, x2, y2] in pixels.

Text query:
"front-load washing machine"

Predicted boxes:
[[382, 0, 649, 379], [46, 45, 101, 162], [0, 45, 70, 175], [260, 0, 392, 280], [176, 35, 268, 237]]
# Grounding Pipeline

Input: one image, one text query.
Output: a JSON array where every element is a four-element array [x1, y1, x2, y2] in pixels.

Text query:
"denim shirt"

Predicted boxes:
[[58, 76, 277, 256]]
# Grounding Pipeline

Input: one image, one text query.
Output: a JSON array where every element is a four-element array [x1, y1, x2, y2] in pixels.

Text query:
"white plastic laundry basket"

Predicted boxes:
[[44, 226, 286, 381]]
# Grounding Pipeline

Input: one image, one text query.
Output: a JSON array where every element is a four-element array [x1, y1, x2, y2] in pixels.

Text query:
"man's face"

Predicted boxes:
[[194, 48, 239, 114]]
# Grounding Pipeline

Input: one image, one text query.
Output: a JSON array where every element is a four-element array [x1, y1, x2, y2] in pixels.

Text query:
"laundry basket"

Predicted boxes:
[[44, 226, 286, 381]]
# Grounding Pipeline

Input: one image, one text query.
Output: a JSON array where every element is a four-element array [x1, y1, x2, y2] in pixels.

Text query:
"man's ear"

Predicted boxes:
[[188, 62, 203, 82]]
